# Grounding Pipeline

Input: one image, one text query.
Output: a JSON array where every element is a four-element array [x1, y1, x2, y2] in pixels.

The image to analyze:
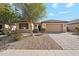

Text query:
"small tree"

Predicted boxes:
[[14, 3, 46, 36], [0, 4, 17, 34]]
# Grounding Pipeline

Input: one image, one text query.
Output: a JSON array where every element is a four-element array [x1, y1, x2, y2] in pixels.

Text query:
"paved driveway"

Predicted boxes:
[[49, 32, 79, 50]]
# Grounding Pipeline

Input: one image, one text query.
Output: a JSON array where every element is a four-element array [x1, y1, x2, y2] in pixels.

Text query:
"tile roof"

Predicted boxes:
[[68, 19, 79, 24], [41, 20, 68, 23]]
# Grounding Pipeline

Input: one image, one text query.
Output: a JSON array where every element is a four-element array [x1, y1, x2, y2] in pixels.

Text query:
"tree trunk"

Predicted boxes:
[[29, 20, 35, 39], [8, 24, 12, 35]]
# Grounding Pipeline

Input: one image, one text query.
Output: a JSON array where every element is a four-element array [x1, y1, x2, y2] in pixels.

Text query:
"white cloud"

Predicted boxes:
[[52, 3, 58, 9], [59, 11, 72, 14], [66, 3, 74, 8], [49, 13, 54, 16]]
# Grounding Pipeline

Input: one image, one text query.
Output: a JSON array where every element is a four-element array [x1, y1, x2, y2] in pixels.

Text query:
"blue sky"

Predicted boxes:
[[45, 3, 79, 21]]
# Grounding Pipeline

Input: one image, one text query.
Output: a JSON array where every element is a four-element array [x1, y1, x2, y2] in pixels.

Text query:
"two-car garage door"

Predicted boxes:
[[45, 23, 63, 32]]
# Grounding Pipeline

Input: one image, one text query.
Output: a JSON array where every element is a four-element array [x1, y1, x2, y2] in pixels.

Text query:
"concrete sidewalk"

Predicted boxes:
[[0, 49, 79, 56]]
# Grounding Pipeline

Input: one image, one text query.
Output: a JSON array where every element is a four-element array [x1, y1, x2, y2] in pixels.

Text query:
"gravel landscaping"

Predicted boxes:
[[7, 34, 63, 50]]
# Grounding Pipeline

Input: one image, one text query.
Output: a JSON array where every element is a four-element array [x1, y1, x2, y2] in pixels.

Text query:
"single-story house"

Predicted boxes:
[[0, 20, 68, 33], [41, 20, 67, 33], [67, 19, 79, 32]]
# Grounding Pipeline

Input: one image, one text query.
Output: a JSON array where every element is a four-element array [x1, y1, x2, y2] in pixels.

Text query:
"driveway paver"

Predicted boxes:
[[49, 32, 79, 50]]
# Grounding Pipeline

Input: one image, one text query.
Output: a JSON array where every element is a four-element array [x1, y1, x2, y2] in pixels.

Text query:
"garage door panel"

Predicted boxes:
[[46, 24, 63, 32]]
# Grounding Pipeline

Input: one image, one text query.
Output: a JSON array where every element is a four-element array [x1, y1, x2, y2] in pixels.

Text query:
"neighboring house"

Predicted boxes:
[[67, 19, 79, 32], [41, 20, 67, 33]]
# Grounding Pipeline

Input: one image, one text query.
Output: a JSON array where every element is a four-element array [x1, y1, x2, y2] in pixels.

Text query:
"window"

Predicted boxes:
[[19, 23, 28, 29]]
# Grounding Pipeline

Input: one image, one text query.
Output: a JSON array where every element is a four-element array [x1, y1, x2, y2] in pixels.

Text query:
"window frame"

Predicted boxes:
[[19, 23, 29, 29]]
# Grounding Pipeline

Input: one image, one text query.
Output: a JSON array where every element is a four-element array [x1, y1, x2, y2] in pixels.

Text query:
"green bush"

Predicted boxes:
[[14, 33, 23, 41], [75, 27, 79, 31], [41, 27, 46, 32]]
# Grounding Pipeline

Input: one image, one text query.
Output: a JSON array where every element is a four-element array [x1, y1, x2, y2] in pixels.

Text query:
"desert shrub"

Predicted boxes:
[[0, 28, 8, 35], [14, 33, 24, 41], [41, 27, 46, 32], [33, 25, 39, 33], [75, 27, 79, 31], [33, 29, 39, 33]]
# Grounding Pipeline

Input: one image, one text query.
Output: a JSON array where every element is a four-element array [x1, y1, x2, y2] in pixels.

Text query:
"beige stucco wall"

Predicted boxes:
[[42, 23, 67, 32], [63, 23, 67, 32], [67, 22, 79, 32]]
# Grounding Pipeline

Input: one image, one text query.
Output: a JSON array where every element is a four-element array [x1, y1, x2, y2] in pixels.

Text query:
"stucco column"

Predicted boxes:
[[63, 23, 67, 32], [16, 23, 19, 30]]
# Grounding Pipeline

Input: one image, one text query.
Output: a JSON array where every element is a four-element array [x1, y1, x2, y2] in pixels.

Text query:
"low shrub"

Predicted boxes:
[[14, 33, 24, 41], [75, 27, 79, 31], [0, 28, 11, 35], [41, 27, 46, 32], [33, 25, 39, 33], [33, 29, 39, 33]]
